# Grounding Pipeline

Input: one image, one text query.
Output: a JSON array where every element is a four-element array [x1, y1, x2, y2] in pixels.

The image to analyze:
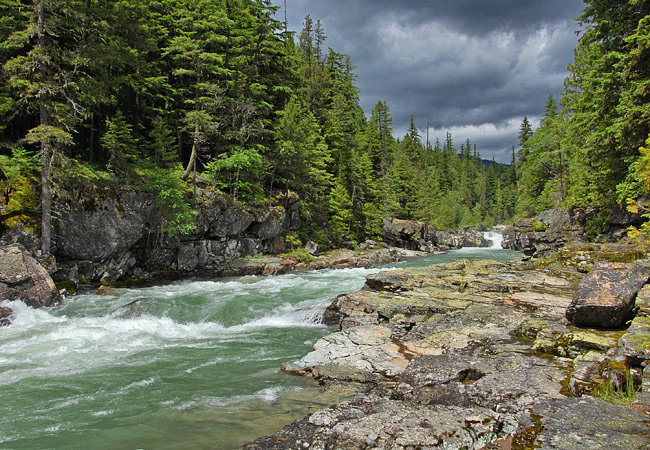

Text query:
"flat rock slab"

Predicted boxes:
[[566, 262, 650, 328], [531, 396, 650, 449], [283, 325, 408, 382]]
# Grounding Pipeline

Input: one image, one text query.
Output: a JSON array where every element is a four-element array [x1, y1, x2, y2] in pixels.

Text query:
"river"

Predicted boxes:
[[0, 235, 519, 449]]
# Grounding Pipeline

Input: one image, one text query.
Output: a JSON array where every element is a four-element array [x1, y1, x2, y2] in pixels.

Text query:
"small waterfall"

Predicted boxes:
[[483, 231, 503, 249]]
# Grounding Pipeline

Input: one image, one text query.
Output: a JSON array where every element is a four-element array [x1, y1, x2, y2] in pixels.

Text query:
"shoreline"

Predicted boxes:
[[245, 257, 650, 449]]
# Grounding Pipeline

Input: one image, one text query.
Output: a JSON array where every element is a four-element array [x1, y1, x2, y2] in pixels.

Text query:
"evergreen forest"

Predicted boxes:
[[0, 0, 647, 253]]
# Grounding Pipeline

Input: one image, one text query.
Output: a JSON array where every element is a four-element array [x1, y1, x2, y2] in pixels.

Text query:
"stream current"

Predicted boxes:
[[1, 234, 518, 449]]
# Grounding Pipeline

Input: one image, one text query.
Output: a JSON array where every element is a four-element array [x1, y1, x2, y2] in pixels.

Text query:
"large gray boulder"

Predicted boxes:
[[54, 191, 153, 262], [0, 244, 61, 309], [566, 262, 650, 328]]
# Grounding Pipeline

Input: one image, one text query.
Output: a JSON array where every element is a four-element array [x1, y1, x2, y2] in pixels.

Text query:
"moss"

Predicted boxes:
[[625, 316, 650, 351], [55, 279, 78, 295], [281, 249, 316, 264], [511, 413, 544, 449], [560, 361, 577, 397], [596, 245, 646, 263], [531, 220, 547, 232]]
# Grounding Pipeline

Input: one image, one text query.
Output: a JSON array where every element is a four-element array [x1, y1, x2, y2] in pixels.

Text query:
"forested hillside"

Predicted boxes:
[[516, 0, 649, 236], [4, 0, 646, 254], [0, 0, 516, 252]]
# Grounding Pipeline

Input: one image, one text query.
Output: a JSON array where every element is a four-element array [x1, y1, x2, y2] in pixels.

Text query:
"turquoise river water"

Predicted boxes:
[[1, 234, 519, 449]]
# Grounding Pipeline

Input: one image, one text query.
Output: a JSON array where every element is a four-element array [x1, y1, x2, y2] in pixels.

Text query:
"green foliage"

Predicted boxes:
[[102, 112, 140, 176], [531, 220, 548, 232], [274, 95, 332, 219], [0, 146, 39, 221], [328, 179, 353, 246], [0, 2, 522, 250], [516, 95, 568, 214], [205, 146, 265, 201], [285, 232, 302, 250], [514, 1, 650, 217], [584, 210, 612, 241], [145, 169, 197, 236], [594, 369, 639, 407], [149, 118, 177, 169]]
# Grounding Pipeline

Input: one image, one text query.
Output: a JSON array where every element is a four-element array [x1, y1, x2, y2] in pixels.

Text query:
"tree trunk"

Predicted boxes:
[[40, 132, 53, 256], [182, 121, 199, 180], [37, 0, 52, 256]]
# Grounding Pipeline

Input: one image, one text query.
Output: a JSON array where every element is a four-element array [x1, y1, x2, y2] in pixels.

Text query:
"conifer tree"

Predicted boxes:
[[2, 0, 84, 254]]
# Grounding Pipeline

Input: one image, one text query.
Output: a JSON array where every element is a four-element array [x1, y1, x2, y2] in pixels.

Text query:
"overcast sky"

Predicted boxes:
[[271, 0, 585, 162]]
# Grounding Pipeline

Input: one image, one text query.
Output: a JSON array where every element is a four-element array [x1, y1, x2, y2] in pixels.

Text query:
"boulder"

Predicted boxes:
[[195, 193, 254, 238], [54, 190, 153, 262], [434, 229, 488, 249], [0, 244, 61, 308], [365, 271, 417, 292], [0, 224, 38, 255], [566, 262, 650, 328], [503, 207, 641, 257], [304, 240, 319, 256], [248, 206, 286, 240]]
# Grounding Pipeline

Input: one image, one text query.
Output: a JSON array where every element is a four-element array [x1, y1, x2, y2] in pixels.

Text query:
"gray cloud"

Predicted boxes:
[[274, 0, 585, 162]]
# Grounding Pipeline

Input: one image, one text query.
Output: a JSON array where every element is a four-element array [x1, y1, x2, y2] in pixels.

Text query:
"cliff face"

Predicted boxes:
[[247, 259, 650, 449], [52, 190, 300, 283]]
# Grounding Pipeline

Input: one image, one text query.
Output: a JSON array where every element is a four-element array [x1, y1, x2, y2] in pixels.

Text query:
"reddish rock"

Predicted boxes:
[[0, 244, 61, 308], [566, 262, 650, 328]]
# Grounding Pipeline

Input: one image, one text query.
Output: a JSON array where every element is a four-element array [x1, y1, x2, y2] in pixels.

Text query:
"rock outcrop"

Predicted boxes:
[[52, 190, 301, 283], [0, 244, 61, 323], [502, 208, 640, 257], [248, 259, 650, 449], [566, 262, 650, 328], [382, 218, 488, 252]]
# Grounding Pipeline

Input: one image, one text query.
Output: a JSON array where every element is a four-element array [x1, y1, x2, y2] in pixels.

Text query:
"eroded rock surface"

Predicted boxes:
[[247, 259, 650, 449]]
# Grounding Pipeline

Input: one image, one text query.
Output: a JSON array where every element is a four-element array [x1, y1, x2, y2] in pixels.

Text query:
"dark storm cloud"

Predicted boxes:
[[273, 0, 585, 162]]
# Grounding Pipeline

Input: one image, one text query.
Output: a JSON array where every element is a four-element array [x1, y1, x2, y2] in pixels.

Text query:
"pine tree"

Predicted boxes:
[[2, 0, 84, 254], [275, 95, 332, 221], [103, 112, 139, 176], [517, 115, 533, 160], [564, 0, 650, 207], [328, 179, 353, 246]]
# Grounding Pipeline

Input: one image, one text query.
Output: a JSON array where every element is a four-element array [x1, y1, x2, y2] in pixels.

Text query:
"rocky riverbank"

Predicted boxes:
[[245, 258, 650, 449], [36, 188, 489, 288]]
